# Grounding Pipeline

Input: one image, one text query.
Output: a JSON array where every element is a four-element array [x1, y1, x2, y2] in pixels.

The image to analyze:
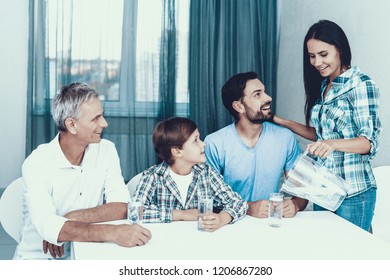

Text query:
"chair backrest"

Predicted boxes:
[[372, 166, 390, 243], [0, 177, 24, 243], [127, 173, 143, 198]]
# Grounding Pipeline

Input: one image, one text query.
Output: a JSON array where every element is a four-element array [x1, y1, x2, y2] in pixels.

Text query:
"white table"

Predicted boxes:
[[72, 211, 390, 260]]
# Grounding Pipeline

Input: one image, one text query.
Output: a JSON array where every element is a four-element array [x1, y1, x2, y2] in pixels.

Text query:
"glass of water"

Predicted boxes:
[[197, 196, 213, 231], [127, 200, 143, 224], [268, 193, 284, 227]]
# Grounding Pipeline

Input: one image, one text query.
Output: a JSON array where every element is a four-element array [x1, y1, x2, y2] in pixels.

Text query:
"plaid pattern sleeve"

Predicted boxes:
[[349, 79, 382, 159], [133, 164, 173, 223], [206, 165, 248, 223], [134, 162, 248, 224], [310, 66, 382, 196]]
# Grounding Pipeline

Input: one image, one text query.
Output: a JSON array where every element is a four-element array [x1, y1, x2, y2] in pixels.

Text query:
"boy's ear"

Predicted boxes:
[[171, 147, 182, 158], [65, 118, 77, 134]]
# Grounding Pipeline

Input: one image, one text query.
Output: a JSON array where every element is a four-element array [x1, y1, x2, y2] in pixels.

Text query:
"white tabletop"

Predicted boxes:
[[72, 211, 390, 260]]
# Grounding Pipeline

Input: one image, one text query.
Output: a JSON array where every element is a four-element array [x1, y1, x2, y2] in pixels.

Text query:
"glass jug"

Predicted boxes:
[[280, 150, 349, 211]]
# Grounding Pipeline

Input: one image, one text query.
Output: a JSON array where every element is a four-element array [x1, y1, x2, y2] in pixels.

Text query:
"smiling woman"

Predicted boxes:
[[273, 20, 382, 232], [307, 39, 343, 83]]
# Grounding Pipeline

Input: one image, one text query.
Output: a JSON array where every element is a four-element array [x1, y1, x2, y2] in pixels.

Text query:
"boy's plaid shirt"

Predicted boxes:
[[133, 162, 248, 223]]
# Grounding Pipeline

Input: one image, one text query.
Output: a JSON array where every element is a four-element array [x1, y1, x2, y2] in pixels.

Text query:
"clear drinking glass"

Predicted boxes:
[[268, 193, 284, 227], [127, 200, 143, 224], [197, 196, 213, 231]]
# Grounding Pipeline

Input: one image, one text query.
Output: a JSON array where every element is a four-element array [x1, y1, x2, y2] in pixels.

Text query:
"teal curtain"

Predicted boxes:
[[188, 0, 279, 138], [158, 0, 177, 119], [27, 0, 277, 179], [26, 0, 56, 156], [107, 0, 157, 179], [27, 0, 183, 181]]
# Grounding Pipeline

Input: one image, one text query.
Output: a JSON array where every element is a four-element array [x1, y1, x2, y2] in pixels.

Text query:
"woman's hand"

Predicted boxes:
[[307, 140, 336, 158]]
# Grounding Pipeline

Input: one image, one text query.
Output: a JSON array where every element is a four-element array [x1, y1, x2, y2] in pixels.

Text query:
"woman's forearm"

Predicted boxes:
[[273, 115, 317, 141], [325, 136, 371, 154]]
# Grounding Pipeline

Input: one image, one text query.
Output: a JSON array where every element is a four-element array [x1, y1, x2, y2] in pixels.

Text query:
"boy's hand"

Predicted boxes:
[[201, 212, 232, 232]]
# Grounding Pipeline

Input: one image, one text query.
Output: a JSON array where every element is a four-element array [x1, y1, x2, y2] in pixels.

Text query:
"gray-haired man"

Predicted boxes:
[[14, 82, 151, 259]]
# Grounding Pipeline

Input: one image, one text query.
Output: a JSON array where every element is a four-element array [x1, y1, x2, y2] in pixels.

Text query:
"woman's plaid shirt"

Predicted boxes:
[[310, 66, 382, 197]]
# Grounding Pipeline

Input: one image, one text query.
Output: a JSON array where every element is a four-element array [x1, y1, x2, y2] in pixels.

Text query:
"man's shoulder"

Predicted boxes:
[[205, 123, 233, 142], [264, 122, 296, 139], [23, 140, 56, 165]]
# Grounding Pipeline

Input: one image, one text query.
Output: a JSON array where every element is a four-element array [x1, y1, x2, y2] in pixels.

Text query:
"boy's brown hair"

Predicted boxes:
[[153, 117, 197, 165]]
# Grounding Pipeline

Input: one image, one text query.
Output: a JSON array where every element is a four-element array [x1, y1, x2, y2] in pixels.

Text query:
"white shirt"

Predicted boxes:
[[14, 134, 129, 259], [168, 167, 193, 205]]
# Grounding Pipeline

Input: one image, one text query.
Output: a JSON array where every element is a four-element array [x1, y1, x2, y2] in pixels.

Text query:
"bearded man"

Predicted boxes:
[[204, 72, 307, 218]]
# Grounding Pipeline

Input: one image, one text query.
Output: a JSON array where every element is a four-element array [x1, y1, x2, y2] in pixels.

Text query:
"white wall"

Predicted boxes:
[[277, 0, 390, 167], [0, 0, 28, 189]]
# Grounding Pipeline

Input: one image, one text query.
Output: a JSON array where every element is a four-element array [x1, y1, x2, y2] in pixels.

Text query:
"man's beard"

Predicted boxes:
[[243, 102, 274, 124]]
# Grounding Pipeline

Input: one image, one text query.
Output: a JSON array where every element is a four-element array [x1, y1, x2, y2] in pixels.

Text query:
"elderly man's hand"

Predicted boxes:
[[43, 240, 64, 258]]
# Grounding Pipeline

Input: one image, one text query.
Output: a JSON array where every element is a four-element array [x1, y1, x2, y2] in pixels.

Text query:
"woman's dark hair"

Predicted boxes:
[[153, 117, 198, 165], [303, 20, 351, 125]]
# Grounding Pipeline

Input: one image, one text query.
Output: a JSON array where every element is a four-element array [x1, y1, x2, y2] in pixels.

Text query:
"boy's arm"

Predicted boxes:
[[172, 209, 198, 221], [208, 166, 248, 223], [133, 172, 174, 223]]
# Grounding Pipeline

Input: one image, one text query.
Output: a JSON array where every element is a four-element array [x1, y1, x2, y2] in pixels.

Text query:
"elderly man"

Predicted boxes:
[[14, 82, 151, 259]]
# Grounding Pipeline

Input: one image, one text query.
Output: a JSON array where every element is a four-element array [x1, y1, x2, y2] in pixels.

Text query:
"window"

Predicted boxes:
[[46, 0, 189, 116]]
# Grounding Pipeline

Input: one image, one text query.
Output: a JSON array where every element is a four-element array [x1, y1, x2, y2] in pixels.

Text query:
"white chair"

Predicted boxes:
[[0, 177, 24, 243], [127, 173, 143, 197], [372, 166, 390, 243]]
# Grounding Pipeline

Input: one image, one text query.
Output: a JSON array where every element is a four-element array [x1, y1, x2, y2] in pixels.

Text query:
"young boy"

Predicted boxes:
[[133, 117, 247, 232]]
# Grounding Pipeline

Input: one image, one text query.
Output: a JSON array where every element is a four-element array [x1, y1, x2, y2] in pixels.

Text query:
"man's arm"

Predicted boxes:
[[44, 202, 145, 258], [58, 221, 151, 247], [292, 197, 308, 212], [283, 197, 308, 218], [64, 202, 127, 223]]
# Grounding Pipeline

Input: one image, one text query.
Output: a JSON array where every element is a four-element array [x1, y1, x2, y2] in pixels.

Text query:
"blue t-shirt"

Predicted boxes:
[[204, 122, 301, 202]]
